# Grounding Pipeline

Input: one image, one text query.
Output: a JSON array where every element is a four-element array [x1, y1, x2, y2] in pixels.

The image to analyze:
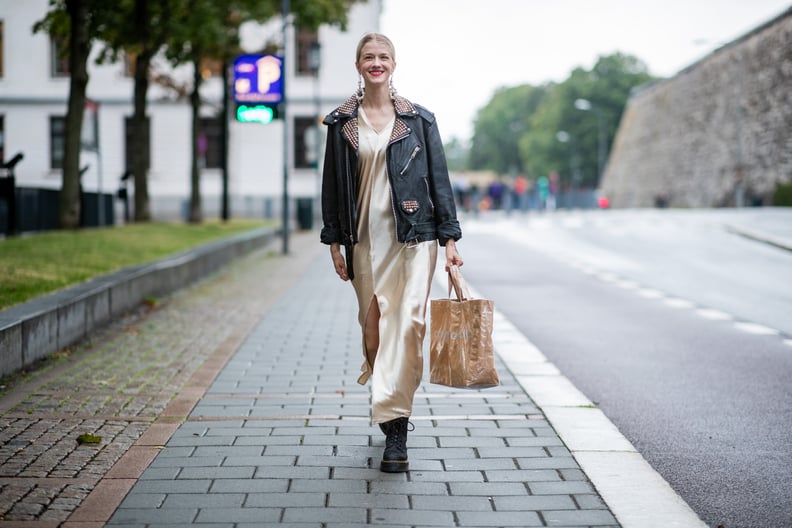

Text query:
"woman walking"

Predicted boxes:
[[320, 33, 463, 472]]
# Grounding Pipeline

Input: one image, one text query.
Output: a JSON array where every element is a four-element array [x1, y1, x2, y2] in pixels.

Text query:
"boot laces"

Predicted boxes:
[[385, 419, 414, 445]]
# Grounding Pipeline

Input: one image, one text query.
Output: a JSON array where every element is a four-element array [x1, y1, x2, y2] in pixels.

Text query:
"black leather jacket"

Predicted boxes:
[[320, 94, 461, 280]]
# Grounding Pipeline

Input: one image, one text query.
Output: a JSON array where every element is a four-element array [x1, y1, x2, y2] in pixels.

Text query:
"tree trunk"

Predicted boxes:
[[188, 54, 202, 223], [60, 0, 90, 229], [131, 52, 151, 222], [131, 0, 151, 222]]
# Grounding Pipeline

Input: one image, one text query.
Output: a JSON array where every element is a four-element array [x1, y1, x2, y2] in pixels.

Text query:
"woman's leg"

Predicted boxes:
[[364, 296, 380, 369]]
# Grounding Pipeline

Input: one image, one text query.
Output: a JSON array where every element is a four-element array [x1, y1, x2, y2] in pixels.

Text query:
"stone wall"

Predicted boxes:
[[601, 8, 792, 208]]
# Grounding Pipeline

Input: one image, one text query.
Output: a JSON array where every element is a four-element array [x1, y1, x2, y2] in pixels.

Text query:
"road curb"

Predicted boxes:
[[724, 223, 792, 252], [0, 227, 278, 379]]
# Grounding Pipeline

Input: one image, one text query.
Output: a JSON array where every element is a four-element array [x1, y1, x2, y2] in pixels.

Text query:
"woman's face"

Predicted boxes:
[[356, 40, 396, 89]]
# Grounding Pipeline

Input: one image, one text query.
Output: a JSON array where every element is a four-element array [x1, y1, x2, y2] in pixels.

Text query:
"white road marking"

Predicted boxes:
[[733, 322, 780, 336]]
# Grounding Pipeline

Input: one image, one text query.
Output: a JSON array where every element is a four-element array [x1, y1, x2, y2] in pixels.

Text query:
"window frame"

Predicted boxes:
[[50, 115, 66, 170], [198, 116, 223, 169], [294, 116, 319, 169], [50, 36, 69, 77]]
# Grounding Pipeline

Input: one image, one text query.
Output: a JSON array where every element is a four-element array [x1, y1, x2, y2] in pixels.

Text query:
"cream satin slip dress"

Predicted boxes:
[[353, 107, 438, 424]]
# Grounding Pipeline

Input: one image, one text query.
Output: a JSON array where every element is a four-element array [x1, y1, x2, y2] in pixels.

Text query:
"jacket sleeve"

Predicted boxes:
[[422, 112, 462, 246], [320, 125, 341, 245]]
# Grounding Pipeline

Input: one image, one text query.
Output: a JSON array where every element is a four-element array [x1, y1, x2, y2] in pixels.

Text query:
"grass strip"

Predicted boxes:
[[0, 219, 272, 310]]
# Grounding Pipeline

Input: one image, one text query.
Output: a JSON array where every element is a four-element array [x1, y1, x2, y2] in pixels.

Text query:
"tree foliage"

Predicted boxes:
[[468, 53, 655, 189], [469, 84, 549, 176]]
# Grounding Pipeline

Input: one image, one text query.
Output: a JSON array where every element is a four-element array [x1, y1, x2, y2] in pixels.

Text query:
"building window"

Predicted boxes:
[[125, 117, 150, 172], [0, 21, 5, 78], [198, 116, 222, 169], [294, 116, 319, 169], [295, 28, 319, 76], [51, 36, 69, 77], [0, 115, 5, 162], [50, 116, 66, 169]]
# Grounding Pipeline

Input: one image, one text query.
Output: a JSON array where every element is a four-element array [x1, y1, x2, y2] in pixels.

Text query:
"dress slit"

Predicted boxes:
[[363, 295, 380, 370]]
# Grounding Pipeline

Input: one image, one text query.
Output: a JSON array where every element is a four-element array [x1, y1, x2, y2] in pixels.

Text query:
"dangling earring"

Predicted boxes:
[[356, 75, 365, 102], [389, 76, 397, 101]]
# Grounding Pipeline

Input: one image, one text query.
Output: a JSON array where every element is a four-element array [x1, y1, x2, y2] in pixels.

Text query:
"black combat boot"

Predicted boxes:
[[379, 417, 411, 473]]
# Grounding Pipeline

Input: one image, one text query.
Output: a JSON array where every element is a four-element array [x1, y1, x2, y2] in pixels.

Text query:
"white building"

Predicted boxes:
[[0, 0, 382, 224]]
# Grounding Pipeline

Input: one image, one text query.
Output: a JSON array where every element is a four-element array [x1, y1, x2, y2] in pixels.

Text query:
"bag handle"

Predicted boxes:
[[447, 265, 472, 301]]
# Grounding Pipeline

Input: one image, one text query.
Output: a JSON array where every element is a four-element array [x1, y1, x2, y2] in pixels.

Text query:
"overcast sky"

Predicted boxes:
[[380, 0, 790, 142]]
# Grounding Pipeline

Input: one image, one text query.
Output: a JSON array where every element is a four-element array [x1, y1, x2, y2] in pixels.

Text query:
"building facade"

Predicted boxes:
[[0, 0, 382, 223]]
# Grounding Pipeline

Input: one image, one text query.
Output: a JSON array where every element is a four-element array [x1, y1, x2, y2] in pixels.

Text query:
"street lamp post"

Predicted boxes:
[[574, 98, 607, 187], [308, 42, 322, 221], [281, 0, 290, 254]]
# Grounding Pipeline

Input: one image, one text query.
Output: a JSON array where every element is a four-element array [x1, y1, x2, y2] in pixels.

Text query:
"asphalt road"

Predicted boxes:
[[458, 208, 792, 528]]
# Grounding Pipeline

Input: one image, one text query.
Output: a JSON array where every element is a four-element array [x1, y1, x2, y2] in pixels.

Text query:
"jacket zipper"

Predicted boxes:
[[345, 147, 355, 244], [399, 145, 422, 175], [424, 177, 435, 213]]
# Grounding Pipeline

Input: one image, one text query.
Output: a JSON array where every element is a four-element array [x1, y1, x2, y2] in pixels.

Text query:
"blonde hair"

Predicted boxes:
[[355, 33, 396, 63]]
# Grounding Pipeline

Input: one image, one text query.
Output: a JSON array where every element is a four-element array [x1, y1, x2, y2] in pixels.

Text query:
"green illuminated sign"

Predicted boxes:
[[236, 104, 277, 124]]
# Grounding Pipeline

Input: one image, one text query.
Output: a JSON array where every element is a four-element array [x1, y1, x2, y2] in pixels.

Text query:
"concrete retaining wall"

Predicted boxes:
[[0, 228, 278, 378], [601, 8, 792, 208]]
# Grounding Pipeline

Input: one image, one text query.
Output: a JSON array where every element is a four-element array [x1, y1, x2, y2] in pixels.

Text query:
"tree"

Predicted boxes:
[[443, 137, 469, 172], [469, 53, 654, 190], [517, 53, 654, 189], [163, 0, 358, 223], [94, 0, 177, 222], [469, 84, 549, 176], [34, 0, 111, 229]]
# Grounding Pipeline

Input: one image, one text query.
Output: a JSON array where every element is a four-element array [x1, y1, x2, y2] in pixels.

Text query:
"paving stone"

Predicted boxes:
[[369, 509, 455, 526], [443, 457, 517, 471], [283, 506, 367, 523], [243, 491, 326, 508], [449, 482, 528, 496], [131, 479, 212, 494], [411, 495, 494, 511], [290, 478, 367, 493], [543, 509, 619, 525], [161, 493, 247, 509], [328, 492, 408, 508], [485, 469, 561, 482], [516, 456, 580, 470], [109, 507, 199, 524], [529, 481, 595, 495], [194, 507, 282, 524], [493, 494, 576, 511], [177, 466, 256, 479], [457, 510, 543, 526]]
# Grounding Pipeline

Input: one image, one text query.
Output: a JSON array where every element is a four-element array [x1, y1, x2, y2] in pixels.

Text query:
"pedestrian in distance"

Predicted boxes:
[[320, 32, 463, 473]]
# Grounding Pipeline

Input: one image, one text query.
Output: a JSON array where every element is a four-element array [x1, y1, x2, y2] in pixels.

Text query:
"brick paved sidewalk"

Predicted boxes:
[[0, 232, 324, 527], [1, 230, 620, 527], [108, 242, 617, 527]]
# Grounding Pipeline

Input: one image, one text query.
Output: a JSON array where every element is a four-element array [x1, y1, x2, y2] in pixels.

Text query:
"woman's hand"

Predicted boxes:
[[445, 239, 463, 271], [330, 243, 349, 281]]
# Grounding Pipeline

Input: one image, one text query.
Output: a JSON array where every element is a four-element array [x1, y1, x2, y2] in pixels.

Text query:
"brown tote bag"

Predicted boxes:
[[429, 265, 499, 389]]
